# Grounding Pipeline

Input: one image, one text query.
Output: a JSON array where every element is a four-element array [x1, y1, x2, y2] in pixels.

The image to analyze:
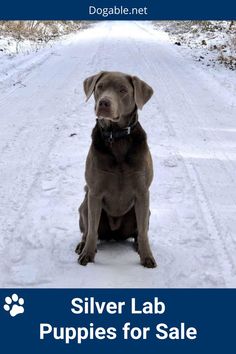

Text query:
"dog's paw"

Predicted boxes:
[[75, 241, 85, 255], [78, 249, 95, 266], [141, 256, 157, 268]]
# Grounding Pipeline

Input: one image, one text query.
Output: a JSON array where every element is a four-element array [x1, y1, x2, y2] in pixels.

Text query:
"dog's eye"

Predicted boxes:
[[97, 84, 103, 90], [120, 88, 127, 93]]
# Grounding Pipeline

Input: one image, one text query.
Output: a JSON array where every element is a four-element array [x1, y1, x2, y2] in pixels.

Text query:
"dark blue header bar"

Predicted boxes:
[[0, 0, 236, 20]]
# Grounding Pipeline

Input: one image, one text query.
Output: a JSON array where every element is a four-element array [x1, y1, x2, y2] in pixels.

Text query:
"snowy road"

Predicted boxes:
[[0, 22, 236, 287]]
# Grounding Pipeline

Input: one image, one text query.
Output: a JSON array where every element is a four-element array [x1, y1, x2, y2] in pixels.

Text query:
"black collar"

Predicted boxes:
[[97, 118, 137, 144]]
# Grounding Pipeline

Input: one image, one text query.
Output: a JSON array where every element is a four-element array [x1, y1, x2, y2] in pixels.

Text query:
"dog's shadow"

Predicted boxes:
[[95, 239, 138, 265], [97, 239, 136, 252]]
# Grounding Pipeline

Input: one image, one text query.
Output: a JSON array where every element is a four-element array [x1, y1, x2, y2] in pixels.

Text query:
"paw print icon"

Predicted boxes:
[[3, 294, 24, 317]]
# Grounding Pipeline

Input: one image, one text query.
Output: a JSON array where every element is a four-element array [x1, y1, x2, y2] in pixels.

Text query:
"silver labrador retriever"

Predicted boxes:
[[75, 71, 157, 268]]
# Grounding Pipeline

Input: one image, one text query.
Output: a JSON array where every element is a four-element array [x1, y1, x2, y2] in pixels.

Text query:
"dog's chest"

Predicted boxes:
[[86, 144, 148, 195], [102, 172, 136, 216], [110, 140, 130, 163], [96, 168, 145, 216]]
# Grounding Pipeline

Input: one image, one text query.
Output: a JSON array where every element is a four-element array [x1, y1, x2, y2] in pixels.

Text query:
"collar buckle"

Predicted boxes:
[[109, 131, 113, 143], [126, 126, 131, 135]]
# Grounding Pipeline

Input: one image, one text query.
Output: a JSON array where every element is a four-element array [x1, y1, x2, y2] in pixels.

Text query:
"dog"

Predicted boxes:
[[75, 71, 156, 268]]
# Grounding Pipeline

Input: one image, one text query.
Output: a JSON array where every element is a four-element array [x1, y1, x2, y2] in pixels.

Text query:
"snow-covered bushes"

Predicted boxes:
[[0, 21, 89, 54], [154, 21, 236, 70]]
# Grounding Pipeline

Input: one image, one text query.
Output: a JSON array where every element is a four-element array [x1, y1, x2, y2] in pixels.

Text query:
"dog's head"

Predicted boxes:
[[83, 71, 153, 126]]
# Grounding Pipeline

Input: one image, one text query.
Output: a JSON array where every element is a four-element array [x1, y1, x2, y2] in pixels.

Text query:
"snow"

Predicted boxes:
[[0, 21, 236, 288], [154, 21, 236, 94]]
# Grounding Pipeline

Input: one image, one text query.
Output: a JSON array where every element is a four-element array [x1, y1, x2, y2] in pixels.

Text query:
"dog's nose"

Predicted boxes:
[[99, 98, 111, 108]]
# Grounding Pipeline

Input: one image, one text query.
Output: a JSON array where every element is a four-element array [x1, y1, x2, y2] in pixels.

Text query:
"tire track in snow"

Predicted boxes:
[[0, 27, 114, 286], [0, 34, 105, 247], [130, 23, 235, 285], [0, 51, 53, 107]]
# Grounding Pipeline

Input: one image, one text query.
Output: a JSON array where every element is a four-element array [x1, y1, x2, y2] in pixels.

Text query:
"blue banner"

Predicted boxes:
[[0, 1, 236, 353], [0, 0, 236, 20], [1, 289, 235, 353]]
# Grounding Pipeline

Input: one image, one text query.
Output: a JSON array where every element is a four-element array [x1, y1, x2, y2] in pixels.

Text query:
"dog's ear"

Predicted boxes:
[[83, 72, 104, 101], [132, 76, 153, 110]]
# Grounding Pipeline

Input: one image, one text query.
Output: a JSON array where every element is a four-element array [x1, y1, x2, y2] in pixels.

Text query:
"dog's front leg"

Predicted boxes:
[[78, 192, 101, 266], [135, 191, 157, 268]]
